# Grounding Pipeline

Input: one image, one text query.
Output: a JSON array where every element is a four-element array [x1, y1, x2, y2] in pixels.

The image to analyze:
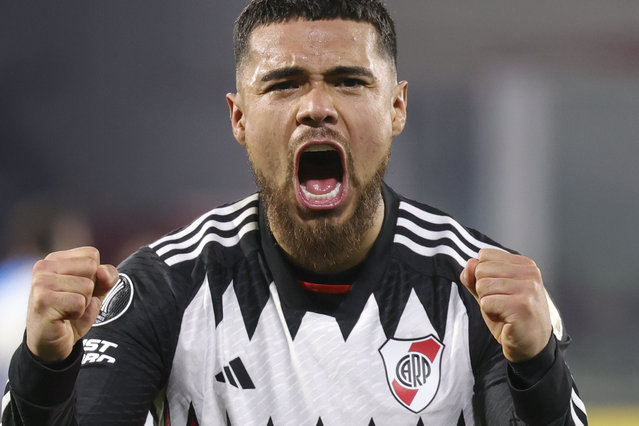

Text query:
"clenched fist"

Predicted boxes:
[[460, 248, 553, 362], [26, 247, 119, 363]]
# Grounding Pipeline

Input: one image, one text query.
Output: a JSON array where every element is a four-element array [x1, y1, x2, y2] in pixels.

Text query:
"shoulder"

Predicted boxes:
[[107, 193, 261, 319], [389, 189, 513, 271], [146, 192, 260, 267]]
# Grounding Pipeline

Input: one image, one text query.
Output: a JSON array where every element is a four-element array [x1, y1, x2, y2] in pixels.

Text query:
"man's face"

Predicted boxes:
[[227, 19, 407, 271]]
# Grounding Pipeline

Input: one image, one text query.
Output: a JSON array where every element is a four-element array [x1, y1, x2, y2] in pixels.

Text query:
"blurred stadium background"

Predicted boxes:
[[2, 1, 638, 423]]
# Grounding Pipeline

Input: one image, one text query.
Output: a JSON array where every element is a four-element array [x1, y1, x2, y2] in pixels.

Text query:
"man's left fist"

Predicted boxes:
[[460, 248, 553, 362]]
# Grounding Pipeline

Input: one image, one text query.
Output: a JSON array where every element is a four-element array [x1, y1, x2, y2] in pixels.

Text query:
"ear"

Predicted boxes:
[[390, 80, 408, 137], [226, 92, 246, 146]]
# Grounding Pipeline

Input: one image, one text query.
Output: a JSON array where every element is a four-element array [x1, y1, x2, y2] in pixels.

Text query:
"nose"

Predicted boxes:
[[296, 82, 337, 126]]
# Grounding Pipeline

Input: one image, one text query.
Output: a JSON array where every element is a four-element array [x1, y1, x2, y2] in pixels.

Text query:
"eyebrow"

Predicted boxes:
[[260, 65, 375, 83], [260, 66, 306, 83], [325, 66, 375, 80]]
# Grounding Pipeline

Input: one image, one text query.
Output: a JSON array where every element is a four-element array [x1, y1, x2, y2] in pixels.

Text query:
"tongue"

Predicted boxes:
[[304, 178, 338, 195]]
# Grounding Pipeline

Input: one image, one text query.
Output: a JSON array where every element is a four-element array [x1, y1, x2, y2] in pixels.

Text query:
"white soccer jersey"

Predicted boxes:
[[2, 184, 587, 425]]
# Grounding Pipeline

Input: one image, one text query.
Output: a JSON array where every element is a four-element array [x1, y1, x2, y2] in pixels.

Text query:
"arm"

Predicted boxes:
[[473, 330, 586, 425], [462, 249, 587, 425], [1, 247, 171, 425]]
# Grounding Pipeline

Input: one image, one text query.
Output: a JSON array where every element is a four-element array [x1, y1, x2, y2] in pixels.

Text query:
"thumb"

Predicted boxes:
[[460, 258, 479, 299], [95, 264, 119, 300], [73, 265, 118, 339]]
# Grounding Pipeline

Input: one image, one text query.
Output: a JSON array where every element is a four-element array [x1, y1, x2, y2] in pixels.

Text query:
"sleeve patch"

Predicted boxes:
[[93, 273, 135, 327]]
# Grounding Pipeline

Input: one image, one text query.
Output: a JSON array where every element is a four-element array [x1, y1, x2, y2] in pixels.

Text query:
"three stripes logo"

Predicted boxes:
[[215, 357, 255, 389]]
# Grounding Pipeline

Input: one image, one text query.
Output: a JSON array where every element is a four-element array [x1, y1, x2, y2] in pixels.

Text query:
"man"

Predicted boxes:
[[2, 0, 587, 424]]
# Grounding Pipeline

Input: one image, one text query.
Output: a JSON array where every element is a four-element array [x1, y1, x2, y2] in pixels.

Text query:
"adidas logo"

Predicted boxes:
[[215, 357, 255, 389]]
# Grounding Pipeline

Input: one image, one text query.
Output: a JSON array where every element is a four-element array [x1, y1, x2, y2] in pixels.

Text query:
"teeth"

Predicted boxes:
[[301, 182, 341, 201], [304, 145, 335, 152]]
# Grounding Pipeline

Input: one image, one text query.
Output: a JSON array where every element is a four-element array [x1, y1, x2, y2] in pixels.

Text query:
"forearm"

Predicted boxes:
[[475, 335, 587, 425], [2, 340, 82, 426], [508, 336, 587, 425]]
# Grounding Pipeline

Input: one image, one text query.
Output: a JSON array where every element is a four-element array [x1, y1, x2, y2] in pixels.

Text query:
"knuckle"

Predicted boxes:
[[86, 256, 99, 272], [525, 257, 538, 268], [59, 293, 88, 319], [32, 259, 49, 274], [29, 287, 48, 312], [31, 270, 53, 289], [521, 257, 540, 274], [85, 246, 100, 261], [474, 262, 486, 277], [477, 248, 490, 260], [79, 276, 96, 295], [43, 251, 58, 261], [70, 293, 88, 312], [474, 278, 488, 296], [479, 295, 496, 313], [525, 260, 539, 272]]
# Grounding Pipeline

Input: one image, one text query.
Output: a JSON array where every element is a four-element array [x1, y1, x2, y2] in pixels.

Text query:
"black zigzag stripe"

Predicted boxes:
[[233, 253, 272, 340], [261, 417, 427, 425], [186, 402, 199, 426]]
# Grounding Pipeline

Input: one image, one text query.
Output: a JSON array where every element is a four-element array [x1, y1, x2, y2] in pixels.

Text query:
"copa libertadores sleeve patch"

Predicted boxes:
[[93, 273, 135, 327]]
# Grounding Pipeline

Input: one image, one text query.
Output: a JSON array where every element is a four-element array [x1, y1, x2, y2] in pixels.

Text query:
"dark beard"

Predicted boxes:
[[254, 153, 388, 273]]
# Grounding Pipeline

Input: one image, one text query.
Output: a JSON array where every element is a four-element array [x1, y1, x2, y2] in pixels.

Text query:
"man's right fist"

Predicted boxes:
[[26, 247, 118, 363]]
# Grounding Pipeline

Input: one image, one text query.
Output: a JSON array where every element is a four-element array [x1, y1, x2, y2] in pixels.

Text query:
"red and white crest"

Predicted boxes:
[[379, 335, 444, 412]]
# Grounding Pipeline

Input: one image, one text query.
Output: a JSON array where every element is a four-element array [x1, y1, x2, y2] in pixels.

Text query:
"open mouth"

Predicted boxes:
[[295, 144, 347, 210]]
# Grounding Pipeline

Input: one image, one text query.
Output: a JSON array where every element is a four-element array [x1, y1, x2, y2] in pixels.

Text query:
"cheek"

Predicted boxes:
[[350, 107, 393, 152], [244, 129, 291, 186], [350, 135, 391, 181]]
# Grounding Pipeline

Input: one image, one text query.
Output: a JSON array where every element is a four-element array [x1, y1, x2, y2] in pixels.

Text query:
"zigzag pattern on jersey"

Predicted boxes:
[[149, 194, 260, 266], [222, 413, 467, 425], [268, 260, 458, 341], [394, 200, 506, 268], [268, 198, 503, 342], [223, 415, 445, 425], [161, 398, 200, 426]]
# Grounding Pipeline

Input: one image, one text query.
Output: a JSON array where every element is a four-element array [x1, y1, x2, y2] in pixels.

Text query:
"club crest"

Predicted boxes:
[[379, 335, 444, 412]]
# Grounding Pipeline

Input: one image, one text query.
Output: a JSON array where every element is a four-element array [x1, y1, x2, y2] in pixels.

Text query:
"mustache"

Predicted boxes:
[[292, 127, 347, 149]]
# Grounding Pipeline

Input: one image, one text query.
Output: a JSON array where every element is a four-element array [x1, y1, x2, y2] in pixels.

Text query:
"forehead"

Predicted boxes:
[[242, 19, 388, 76]]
